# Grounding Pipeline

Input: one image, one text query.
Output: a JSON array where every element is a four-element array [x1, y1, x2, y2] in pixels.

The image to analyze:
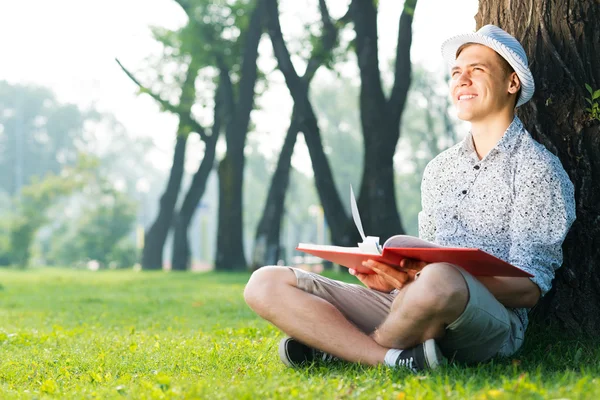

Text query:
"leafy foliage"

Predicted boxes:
[[0, 81, 91, 196], [584, 83, 600, 122], [46, 186, 137, 268], [3, 157, 98, 267]]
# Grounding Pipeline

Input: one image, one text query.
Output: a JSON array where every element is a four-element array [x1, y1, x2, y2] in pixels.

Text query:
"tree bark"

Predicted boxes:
[[141, 61, 199, 270], [251, 111, 300, 269], [214, 0, 264, 271], [349, 0, 417, 243], [171, 120, 220, 271], [476, 0, 600, 333], [265, 0, 352, 247]]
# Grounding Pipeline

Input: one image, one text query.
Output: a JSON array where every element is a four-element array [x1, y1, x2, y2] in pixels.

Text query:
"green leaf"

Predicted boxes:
[[585, 83, 593, 94], [585, 98, 593, 105], [593, 89, 600, 100]]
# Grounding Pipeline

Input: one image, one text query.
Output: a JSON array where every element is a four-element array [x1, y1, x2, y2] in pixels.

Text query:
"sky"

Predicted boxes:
[[0, 0, 479, 173]]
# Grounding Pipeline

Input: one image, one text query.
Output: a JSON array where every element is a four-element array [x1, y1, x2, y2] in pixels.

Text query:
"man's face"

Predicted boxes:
[[449, 44, 518, 122]]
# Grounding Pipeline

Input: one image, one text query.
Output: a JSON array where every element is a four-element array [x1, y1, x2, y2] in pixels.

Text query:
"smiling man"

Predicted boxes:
[[244, 25, 576, 372]]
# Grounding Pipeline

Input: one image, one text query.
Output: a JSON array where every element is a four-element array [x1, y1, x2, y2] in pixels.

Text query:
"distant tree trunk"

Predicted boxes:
[[251, 112, 300, 269], [349, 0, 417, 243], [171, 134, 219, 271], [142, 136, 187, 270], [265, 0, 351, 248], [214, 0, 264, 271], [476, 0, 600, 333], [141, 61, 199, 270], [171, 77, 226, 271]]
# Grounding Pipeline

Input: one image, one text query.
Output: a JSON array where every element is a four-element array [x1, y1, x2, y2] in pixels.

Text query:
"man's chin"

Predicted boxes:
[[456, 111, 475, 122]]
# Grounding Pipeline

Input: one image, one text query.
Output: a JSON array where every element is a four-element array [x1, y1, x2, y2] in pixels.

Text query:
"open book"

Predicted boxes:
[[296, 187, 532, 278]]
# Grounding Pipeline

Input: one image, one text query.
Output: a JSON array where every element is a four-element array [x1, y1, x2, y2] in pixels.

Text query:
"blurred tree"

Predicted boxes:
[[121, 57, 200, 270], [171, 73, 224, 271], [476, 0, 600, 333], [251, 0, 348, 269], [168, 0, 244, 271], [348, 0, 418, 243], [266, 0, 419, 248], [265, 0, 350, 249], [0, 81, 88, 196], [46, 183, 136, 268], [118, 3, 218, 270], [214, 0, 265, 271], [121, 0, 264, 271], [3, 157, 96, 267]]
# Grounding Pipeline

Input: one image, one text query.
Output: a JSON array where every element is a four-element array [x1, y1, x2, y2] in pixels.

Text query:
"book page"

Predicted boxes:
[[382, 235, 445, 249], [297, 243, 380, 255]]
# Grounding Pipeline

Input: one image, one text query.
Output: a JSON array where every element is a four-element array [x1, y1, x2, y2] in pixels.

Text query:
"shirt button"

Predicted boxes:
[[474, 165, 480, 170], [462, 190, 467, 195]]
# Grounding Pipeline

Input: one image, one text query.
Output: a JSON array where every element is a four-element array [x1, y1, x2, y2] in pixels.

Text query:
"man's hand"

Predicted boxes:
[[349, 258, 428, 292], [398, 258, 428, 281]]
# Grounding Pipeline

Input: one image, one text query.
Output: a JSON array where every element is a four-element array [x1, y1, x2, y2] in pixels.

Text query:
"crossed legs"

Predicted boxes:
[[243, 263, 469, 366]]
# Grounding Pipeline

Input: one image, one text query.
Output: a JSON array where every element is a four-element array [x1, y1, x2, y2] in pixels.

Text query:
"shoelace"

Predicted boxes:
[[396, 356, 417, 373], [316, 350, 338, 362]]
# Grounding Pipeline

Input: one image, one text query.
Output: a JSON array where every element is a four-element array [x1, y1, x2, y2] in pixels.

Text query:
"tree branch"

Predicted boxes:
[[265, 0, 304, 92], [350, 0, 386, 108], [387, 0, 417, 126], [116, 58, 179, 114], [115, 58, 209, 141], [303, 0, 347, 82], [228, 0, 264, 144]]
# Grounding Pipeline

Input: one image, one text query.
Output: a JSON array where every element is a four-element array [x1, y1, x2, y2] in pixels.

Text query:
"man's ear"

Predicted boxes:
[[508, 72, 521, 94]]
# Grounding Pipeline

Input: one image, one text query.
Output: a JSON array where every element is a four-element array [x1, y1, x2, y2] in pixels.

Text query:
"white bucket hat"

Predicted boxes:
[[441, 24, 535, 107]]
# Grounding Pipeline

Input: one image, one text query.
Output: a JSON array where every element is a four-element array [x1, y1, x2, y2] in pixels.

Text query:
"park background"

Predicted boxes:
[[1, 0, 600, 398]]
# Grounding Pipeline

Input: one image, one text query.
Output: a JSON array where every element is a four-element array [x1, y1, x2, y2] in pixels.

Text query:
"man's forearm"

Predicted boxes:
[[476, 276, 540, 308]]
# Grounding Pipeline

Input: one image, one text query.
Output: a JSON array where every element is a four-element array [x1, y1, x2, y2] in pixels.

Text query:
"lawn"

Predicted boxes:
[[1, 268, 599, 399]]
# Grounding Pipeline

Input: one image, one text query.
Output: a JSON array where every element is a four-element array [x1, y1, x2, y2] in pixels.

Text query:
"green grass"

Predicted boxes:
[[1, 268, 600, 399]]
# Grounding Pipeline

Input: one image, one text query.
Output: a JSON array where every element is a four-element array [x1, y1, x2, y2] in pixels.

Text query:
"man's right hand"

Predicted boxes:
[[349, 260, 410, 293]]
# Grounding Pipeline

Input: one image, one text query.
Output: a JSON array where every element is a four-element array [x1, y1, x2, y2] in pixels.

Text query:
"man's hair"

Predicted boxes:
[[456, 43, 521, 108]]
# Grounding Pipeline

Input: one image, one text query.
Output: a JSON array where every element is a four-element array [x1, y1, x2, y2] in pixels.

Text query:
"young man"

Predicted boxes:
[[244, 25, 576, 372]]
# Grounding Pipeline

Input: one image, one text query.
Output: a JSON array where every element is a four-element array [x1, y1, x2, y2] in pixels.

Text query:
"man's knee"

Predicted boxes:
[[243, 266, 296, 314], [402, 263, 469, 319]]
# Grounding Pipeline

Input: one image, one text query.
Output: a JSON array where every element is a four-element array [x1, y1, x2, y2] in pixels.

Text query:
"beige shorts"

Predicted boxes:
[[290, 266, 525, 364]]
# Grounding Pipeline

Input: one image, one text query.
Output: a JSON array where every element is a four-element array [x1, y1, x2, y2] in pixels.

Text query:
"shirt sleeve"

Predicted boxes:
[[418, 162, 437, 242], [508, 157, 576, 296]]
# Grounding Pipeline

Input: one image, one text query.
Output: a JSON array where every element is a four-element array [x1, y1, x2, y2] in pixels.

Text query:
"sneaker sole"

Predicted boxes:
[[423, 338, 444, 369], [278, 337, 295, 368]]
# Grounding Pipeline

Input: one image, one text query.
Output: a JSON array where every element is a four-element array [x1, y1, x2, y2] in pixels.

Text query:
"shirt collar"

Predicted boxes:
[[459, 116, 524, 159]]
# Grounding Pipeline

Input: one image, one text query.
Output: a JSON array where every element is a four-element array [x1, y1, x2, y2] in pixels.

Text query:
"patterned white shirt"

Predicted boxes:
[[418, 116, 576, 329]]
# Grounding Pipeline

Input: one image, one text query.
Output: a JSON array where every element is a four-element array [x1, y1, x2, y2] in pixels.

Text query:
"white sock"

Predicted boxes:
[[384, 348, 404, 367]]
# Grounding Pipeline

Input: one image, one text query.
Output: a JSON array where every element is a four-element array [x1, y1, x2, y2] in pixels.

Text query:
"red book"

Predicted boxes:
[[296, 235, 532, 278]]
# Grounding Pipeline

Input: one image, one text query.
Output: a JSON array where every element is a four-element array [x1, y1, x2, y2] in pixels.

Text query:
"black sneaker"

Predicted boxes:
[[278, 337, 337, 367], [393, 339, 444, 372]]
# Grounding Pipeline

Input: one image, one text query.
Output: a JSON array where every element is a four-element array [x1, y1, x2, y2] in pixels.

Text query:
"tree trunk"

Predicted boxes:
[[349, 0, 417, 243], [142, 135, 187, 270], [214, 0, 264, 271], [476, 0, 600, 333], [265, 0, 351, 247], [251, 111, 300, 269], [141, 59, 199, 270], [171, 78, 226, 271], [171, 134, 218, 271]]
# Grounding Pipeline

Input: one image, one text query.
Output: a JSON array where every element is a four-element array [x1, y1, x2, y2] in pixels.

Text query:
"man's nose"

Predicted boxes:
[[456, 71, 471, 85]]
